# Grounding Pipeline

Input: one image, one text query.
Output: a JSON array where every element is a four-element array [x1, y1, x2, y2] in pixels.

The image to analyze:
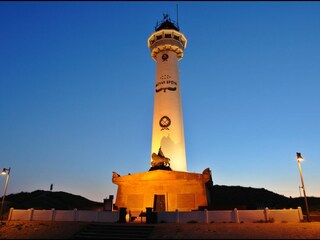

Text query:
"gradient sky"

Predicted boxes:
[[1, 1, 320, 203]]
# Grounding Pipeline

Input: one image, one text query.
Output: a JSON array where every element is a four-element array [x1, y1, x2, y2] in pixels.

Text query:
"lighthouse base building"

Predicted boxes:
[[112, 15, 212, 213], [112, 169, 212, 212]]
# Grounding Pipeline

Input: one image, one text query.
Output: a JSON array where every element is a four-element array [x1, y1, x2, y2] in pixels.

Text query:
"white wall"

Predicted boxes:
[[8, 207, 303, 224], [8, 208, 119, 223]]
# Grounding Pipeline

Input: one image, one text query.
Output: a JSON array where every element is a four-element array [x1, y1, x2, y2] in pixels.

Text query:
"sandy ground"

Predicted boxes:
[[0, 221, 88, 239], [1, 221, 320, 239]]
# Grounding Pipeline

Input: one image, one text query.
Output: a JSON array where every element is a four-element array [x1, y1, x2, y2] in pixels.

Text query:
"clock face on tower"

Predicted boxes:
[[162, 53, 169, 61]]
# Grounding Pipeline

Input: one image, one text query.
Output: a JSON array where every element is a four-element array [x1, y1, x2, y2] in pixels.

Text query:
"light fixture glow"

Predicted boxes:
[[296, 152, 304, 162]]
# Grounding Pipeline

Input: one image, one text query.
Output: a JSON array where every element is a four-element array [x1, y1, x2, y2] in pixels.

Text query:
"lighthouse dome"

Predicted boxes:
[[155, 13, 179, 31]]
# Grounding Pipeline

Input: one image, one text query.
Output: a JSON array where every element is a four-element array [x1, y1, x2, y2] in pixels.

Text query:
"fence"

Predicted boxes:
[[7, 207, 303, 223], [8, 208, 119, 223], [157, 207, 303, 223]]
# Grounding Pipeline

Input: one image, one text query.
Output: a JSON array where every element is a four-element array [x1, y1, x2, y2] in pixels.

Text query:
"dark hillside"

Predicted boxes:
[[206, 184, 320, 213], [2, 187, 319, 216], [208, 185, 289, 210], [4, 190, 103, 211]]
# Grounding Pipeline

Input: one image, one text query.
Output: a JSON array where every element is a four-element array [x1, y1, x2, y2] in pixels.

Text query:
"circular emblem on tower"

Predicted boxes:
[[159, 116, 171, 130], [162, 53, 169, 61]]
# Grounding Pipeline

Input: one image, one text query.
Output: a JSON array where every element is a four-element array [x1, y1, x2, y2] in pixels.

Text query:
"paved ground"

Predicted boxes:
[[149, 222, 320, 239], [1, 221, 320, 239]]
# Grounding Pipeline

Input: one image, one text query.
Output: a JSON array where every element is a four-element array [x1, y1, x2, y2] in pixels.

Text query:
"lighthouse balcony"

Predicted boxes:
[[148, 29, 187, 48]]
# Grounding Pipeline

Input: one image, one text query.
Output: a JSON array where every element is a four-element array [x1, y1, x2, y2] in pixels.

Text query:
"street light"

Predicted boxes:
[[0, 167, 11, 220], [296, 152, 310, 222]]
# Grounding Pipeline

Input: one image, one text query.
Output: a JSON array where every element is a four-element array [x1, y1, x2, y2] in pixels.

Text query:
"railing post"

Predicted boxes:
[[176, 209, 179, 223], [234, 208, 239, 223], [264, 207, 270, 222], [29, 208, 34, 221], [297, 207, 303, 221], [8, 208, 13, 221], [73, 208, 78, 222], [204, 209, 209, 223], [51, 208, 55, 221]]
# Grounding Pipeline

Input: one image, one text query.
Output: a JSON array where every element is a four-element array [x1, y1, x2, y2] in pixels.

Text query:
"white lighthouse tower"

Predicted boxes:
[[112, 14, 212, 213], [148, 14, 187, 172]]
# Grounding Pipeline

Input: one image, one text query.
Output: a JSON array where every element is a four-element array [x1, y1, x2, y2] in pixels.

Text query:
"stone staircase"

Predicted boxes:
[[71, 223, 155, 239]]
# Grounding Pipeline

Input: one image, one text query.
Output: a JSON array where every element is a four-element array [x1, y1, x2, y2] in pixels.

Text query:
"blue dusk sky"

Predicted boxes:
[[0, 1, 320, 202]]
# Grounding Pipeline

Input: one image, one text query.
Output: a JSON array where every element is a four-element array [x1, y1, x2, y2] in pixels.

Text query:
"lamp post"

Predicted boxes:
[[0, 167, 11, 220], [296, 153, 310, 222]]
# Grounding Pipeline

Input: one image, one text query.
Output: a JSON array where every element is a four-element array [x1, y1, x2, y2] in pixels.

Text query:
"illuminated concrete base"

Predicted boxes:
[[112, 169, 212, 212]]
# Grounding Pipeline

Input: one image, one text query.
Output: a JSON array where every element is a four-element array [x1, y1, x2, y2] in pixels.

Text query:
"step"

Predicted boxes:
[[72, 223, 155, 239]]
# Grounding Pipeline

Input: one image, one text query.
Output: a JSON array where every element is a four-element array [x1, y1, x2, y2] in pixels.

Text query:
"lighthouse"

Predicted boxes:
[[148, 14, 187, 172], [112, 14, 212, 213]]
